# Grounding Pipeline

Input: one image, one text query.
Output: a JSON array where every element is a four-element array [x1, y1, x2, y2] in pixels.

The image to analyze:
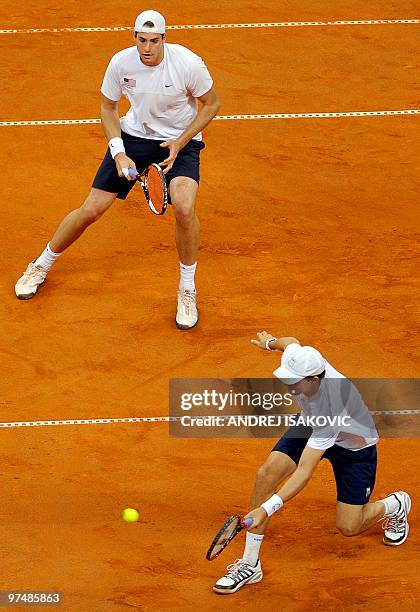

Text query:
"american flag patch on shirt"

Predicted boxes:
[[123, 78, 136, 88]]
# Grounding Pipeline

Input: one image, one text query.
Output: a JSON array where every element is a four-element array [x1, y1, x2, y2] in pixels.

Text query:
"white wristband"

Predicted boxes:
[[265, 337, 277, 351], [109, 137, 125, 160], [261, 494, 283, 517]]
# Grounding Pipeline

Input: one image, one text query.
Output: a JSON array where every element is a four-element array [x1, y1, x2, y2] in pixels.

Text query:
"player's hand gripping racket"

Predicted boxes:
[[124, 164, 168, 216], [206, 515, 253, 561]]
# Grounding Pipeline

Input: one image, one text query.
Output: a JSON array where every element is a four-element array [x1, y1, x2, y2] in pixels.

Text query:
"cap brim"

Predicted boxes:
[[273, 366, 304, 385], [139, 26, 165, 34]]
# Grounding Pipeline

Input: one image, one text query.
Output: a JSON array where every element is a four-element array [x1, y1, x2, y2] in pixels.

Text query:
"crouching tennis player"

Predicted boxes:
[[213, 332, 411, 594]]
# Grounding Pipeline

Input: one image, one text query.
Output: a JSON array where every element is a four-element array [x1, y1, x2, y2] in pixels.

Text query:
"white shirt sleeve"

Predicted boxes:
[[186, 56, 213, 98], [101, 55, 122, 102]]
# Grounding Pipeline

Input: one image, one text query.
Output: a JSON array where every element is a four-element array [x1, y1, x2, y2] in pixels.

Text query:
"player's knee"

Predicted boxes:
[[173, 202, 195, 226], [79, 206, 101, 225], [79, 190, 114, 225], [337, 522, 360, 537], [256, 462, 280, 489], [170, 178, 197, 226]]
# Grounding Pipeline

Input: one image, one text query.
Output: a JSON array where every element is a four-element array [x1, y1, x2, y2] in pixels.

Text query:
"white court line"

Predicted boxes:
[[1, 109, 419, 127], [0, 411, 418, 428], [0, 417, 174, 428], [0, 19, 419, 34]]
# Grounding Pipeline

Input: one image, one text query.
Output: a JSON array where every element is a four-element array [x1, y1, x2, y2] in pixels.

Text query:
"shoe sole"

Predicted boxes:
[[175, 314, 199, 331], [15, 280, 45, 301], [16, 293, 36, 300], [383, 491, 411, 546], [213, 572, 263, 595]]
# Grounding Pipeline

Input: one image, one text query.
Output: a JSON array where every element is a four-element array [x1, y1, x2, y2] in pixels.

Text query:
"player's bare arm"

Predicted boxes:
[[100, 95, 137, 179], [251, 332, 301, 351], [244, 446, 324, 528], [160, 86, 220, 173]]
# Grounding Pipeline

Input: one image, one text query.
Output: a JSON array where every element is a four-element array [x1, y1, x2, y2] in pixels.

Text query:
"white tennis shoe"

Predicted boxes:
[[15, 261, 48, 300], [176, 288, 198, 330], [382, 491, 411, 546], [213, 558, 263, 594]]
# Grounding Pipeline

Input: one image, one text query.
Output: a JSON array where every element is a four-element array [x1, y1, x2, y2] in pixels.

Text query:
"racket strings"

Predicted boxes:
[[209, 517, 241, 559], [146, 166, 166, 214]]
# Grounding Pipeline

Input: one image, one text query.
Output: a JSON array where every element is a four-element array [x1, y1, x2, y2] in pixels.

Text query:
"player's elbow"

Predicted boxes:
[[212, 95, 221, 114], [101, 94, 119, 111], [296, 465, 315, 484], [100, 100, 119, 121], [203, 91, 220, 115], [100, 106, 117, 121], [300, 474, 312, 488]]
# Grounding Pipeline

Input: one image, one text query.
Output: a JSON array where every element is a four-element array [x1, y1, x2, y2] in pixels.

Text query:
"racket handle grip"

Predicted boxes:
[[242, 518, 253, 528], [122, 167, 138, 178]]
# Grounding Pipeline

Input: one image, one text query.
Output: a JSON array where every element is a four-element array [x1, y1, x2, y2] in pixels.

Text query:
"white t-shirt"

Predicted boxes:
[[101, 43, 213, 141], [283, 344, 379, 452]]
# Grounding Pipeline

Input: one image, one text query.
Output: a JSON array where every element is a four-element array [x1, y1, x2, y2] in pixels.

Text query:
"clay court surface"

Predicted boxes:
[[1, 1, 419, 610]]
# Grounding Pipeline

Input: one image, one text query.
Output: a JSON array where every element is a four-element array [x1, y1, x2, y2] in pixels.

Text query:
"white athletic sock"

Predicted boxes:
[[179, 262, 197, 291], [380, 495, 400, 516], [34, 243, 62, 272], [242, 532, 264, 566]]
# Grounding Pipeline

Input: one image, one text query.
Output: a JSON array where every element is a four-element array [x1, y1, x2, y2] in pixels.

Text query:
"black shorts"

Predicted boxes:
[[272, 425, 377, 506], [92, 131, 205, 200]]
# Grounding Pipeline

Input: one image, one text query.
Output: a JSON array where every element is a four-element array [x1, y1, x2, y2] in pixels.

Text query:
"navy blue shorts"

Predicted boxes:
[[92, 131, 205, 200], [272, 425, 377, 505]]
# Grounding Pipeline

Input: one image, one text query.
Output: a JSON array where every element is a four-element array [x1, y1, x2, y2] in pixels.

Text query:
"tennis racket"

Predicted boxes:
[[125, 164, 168, 216], [206, 515, 253, 561]]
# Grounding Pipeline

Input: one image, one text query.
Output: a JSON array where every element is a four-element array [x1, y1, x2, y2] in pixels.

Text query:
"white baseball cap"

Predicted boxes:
[[273, 345, 326, 384], [135, 10, 166, 34]]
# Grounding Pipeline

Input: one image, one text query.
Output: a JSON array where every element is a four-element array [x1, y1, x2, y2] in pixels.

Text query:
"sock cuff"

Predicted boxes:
[[179, 262, 197, 270], [246, 532, 264, 542], [379, 495, 398, 516], [47, 242, 62, 257], [243, 530, 264, 566]]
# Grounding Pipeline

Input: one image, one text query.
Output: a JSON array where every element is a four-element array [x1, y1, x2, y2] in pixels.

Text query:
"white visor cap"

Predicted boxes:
[[135, 10, 166, 34], [273, 345, 326, 384]]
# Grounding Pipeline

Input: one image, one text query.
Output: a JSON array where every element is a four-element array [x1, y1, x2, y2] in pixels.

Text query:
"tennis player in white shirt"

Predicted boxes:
[[213, 332, 411, 594], [15, 10, 220, 330]]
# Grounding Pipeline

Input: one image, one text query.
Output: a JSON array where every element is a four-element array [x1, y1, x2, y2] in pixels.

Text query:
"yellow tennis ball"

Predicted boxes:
[[122, 508, 140, 522]]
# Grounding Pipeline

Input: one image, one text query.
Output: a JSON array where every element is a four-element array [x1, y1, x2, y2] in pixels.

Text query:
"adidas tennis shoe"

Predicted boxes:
[[213, 559, 263, 595], [382, 491, 411, 546], [176, 288, 198, 330], [15, 261, 48, 300]]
